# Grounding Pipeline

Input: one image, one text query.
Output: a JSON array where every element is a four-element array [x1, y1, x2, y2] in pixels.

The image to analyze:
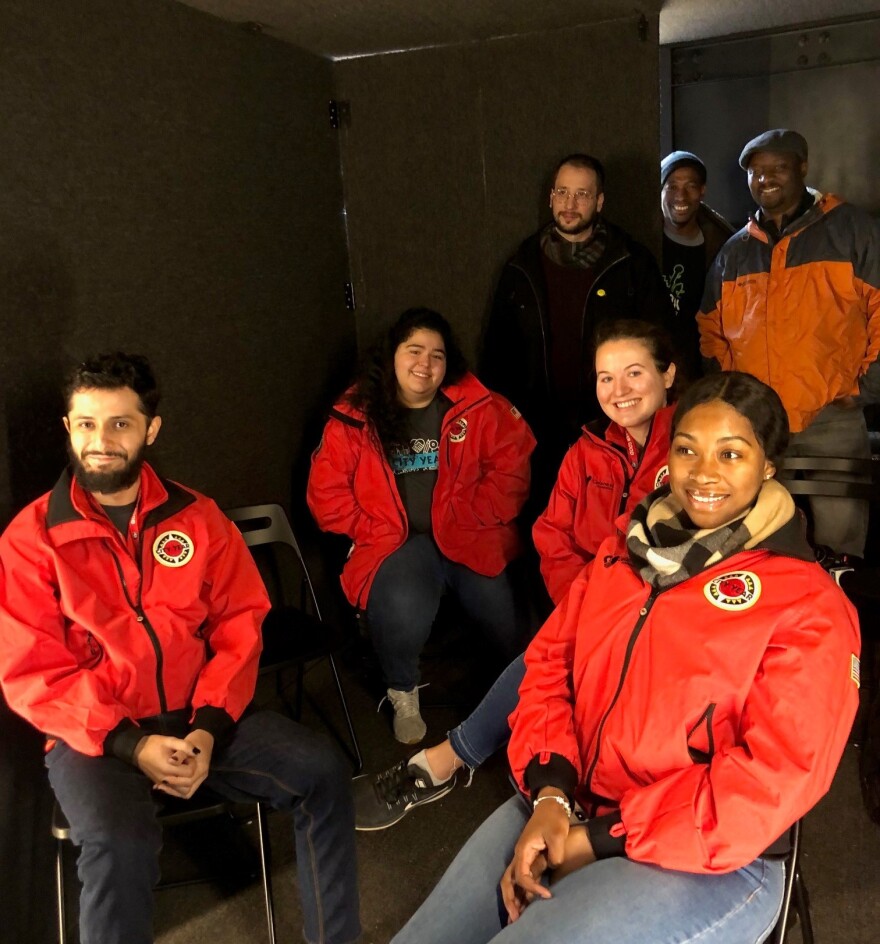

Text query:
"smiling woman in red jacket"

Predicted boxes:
[[390, 371, 860, 944], [307, 308, 536, 745], [534, 320, 678, 605]]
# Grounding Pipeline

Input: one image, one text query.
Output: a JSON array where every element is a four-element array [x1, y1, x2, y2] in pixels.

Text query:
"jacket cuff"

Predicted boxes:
[[103, 718, 143, 766], [587, 811, 627, 860], [524, 753, 578, 806], [191, 706, 235, 744]]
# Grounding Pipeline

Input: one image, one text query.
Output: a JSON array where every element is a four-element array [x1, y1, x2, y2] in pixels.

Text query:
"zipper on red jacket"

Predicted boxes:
[[582, 582, 661, 812], [106, 538, 168, 714], [605, 449, 634, 518], [610, 411, 657, 517]]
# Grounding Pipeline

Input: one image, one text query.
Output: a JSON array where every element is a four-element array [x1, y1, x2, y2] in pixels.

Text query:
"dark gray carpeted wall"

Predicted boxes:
[[0, 0, 354, 525], [0, 2, 353, 941], [334, 13, 663, 359]]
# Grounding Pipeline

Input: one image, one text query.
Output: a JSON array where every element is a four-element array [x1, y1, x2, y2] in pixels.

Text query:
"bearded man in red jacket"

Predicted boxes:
[[0, 353, 360, 944]]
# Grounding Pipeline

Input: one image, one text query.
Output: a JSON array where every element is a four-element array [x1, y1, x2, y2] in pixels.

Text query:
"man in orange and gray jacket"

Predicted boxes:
[[697, 128, 880, 558]]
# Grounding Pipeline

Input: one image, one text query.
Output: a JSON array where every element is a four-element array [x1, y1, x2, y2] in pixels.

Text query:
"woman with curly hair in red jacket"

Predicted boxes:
[[307, 308, 535, 745]]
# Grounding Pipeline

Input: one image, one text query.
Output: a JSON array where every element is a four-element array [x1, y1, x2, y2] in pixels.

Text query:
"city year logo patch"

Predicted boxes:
[[152, 531, 194, 568], [449, 418, 468, 443], [654, 465, 669, 488], [704, 571, 761, 611]]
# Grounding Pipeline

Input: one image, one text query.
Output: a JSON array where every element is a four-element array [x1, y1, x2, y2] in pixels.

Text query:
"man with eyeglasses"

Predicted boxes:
[[482, 153, 672, 511]]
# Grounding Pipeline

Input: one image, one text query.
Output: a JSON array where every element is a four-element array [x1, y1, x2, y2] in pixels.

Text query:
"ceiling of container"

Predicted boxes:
[[175, 0, 879, 59]]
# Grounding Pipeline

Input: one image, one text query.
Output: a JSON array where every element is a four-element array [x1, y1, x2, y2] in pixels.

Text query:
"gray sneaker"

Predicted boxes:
[[385, 686, 427, 744], [353, 758, 456, 831]]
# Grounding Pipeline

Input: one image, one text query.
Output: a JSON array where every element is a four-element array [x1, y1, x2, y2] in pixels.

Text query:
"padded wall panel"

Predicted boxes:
[[335, 14, 662, 360], [0, 2, 352, 941], [0, 0, 353, 527], [334, 45, 489, 356]]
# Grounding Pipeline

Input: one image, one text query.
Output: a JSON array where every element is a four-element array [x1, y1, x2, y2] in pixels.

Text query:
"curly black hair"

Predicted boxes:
[[63, 352, 159, 419], [347, 308, 467, 455]]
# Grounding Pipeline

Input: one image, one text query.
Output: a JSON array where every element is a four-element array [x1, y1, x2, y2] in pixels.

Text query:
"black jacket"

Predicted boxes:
[[481, 220, 673, 506]]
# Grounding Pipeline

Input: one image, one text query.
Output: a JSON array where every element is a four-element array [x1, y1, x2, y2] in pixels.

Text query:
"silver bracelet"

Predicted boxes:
[[532, 794, 572, 817]]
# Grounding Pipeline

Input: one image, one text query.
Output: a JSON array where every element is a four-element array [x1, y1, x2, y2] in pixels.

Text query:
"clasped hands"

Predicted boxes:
[[500, 789, 597, 923], [133, 728, 215, 800]]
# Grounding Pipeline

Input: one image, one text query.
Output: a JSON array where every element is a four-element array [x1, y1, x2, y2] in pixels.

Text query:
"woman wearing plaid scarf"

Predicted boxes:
[[392, 372, 860, 944]]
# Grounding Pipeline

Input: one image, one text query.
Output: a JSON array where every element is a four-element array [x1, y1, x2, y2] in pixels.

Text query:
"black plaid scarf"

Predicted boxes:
[[540, 220, 608, 270], [626, 480, 795, 591]]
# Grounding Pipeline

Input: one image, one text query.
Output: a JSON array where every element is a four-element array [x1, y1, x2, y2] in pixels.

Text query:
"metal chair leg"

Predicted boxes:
[[795, 871, 814, 944], [328, 653, 363, 773], [55, 839, 68, 944], [772, 867, 795, 942], [255, 803, 276, 944]]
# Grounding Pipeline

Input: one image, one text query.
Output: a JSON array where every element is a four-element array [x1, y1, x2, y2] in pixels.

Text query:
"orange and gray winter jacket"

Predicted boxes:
[[697, 191, 880, 432]]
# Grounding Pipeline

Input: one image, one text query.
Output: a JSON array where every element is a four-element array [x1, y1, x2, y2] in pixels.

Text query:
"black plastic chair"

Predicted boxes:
[[779, 455, 877, 501], [52, 791, 276, 944], [768, 819, 813, 943], [225, 503, 362, 773]]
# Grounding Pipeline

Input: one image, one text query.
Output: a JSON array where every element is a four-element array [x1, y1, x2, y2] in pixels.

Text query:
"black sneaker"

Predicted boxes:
[[353, 758, 456, 831]]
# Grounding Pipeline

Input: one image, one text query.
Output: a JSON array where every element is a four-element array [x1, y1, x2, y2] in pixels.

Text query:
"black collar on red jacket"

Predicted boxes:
[[753, 507, 815, 563], [45, 467, 196, 532]]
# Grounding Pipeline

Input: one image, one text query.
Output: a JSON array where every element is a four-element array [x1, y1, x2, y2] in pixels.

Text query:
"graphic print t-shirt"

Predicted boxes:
[[663, 232, 707, 371], [389, 397, 450, 534]]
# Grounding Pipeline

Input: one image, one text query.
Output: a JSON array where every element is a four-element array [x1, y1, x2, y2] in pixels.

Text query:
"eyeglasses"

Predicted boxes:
[[551, 187, 596, 204]]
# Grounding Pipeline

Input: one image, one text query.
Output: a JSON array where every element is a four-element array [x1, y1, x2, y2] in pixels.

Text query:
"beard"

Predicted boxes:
[[68, 440, 147, 495], [554, 207, 600, 237]]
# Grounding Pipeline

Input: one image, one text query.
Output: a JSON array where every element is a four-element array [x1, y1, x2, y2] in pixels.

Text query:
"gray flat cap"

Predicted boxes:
[[739, 129, 808, 169]]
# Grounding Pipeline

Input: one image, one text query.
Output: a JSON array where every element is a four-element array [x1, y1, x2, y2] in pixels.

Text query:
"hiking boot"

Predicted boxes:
[[385, 686, 426, 744], [353, 757, 456, 831]]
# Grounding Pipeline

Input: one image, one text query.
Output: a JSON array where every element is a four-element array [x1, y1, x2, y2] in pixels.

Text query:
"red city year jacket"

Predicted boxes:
[[508, 517, 860, 873], [307, 372, 536, 609], [533, 405, 674, 605], [0, 463, 270, 759]]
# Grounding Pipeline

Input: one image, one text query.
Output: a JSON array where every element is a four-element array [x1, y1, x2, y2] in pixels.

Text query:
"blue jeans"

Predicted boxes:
[[366, 533, 525, 691], [449, 653, 525, 769], [391, 796, 784, 944], [47, 710, 361, 944]]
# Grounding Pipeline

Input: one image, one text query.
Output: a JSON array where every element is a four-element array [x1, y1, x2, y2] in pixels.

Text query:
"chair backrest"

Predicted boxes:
[[225, 504, 323, 622], [780, 455, 879, 500]]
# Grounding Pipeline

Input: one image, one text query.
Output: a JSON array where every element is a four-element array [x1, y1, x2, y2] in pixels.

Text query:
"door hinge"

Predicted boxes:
[[344, 282, 356, 311], [329, 100, 351, 129]]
